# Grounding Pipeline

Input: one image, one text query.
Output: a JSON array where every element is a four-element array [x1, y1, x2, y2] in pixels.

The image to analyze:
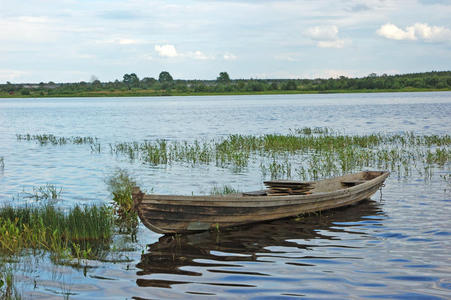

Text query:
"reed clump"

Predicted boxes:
[[18, 129, 451, 181], [106, 169, 138, 233], [23, 184, 62, 202], [210, 185, 240, 195], [0, 202, 114, 260], [16, 134, 97, 146]]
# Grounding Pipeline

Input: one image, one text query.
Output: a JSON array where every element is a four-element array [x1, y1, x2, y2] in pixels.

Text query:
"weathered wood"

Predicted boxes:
[[133, 170, 389, 234]]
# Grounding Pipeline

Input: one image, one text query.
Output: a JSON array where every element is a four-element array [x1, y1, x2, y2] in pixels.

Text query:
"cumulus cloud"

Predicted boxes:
[[376, 23, 416, 40], [306, 25, 345, 48], [155, 44, 178, 57], [377, 23, 451, 42]]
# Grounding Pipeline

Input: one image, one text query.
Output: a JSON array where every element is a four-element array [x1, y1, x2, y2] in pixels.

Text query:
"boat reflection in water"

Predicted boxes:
[[136, 199, 385, 291]]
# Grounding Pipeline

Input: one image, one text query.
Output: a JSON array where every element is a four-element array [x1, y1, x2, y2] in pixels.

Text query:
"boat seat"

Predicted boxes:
[[243, 190, 267, 196], [341, 180, 367, 187]]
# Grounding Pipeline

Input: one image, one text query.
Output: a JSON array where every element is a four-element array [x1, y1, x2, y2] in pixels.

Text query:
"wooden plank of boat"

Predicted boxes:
[[132, 170, 389, 234]]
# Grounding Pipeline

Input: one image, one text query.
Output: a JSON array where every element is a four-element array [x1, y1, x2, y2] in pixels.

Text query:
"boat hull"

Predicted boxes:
[[132, 171, 389, 234]]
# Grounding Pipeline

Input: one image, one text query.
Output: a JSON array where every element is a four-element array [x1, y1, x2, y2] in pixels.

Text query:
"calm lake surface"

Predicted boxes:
[[0, 92, 450, 299]]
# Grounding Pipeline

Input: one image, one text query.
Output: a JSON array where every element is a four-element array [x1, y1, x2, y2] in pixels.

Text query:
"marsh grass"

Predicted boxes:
[[23, 184, 62, 202], [17, 129, 451, 181], [0, 202, 114, 260], [210, 185, 240, 195], [106, 169, 138, 234], [16, 134, 97, 146]]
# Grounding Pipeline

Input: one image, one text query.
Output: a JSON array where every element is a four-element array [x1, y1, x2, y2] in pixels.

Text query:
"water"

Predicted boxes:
[[0, 92, 450, 299]]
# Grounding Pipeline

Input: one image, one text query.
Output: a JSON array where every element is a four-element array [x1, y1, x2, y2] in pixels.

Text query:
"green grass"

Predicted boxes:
[[105, 169, 138, 234], [0, 203, 114, 259], [210, 185, 240, 195]]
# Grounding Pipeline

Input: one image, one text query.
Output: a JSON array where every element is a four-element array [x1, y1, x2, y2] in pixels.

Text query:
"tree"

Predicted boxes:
[[283, 80, 297, 90], [123, 73, 140, 89], [217, 72, 230, 83], [159, 71, 173, 83]]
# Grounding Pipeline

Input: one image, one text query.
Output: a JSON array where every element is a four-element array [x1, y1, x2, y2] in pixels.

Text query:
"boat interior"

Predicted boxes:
[[243, 171, 385, 197]]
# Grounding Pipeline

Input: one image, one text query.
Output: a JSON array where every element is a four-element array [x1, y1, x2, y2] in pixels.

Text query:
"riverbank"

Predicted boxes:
[[1, 87, 451, 98]]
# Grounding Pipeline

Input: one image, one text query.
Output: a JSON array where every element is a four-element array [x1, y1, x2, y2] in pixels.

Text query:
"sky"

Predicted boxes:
[[1, 0, 451, 83]]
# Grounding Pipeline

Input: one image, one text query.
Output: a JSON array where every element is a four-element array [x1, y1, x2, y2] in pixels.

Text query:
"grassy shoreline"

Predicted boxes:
[[1, 87, 450, 98]]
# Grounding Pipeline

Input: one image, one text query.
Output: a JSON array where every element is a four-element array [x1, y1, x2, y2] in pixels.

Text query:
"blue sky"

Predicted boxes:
[[1, 0, 450, 83]]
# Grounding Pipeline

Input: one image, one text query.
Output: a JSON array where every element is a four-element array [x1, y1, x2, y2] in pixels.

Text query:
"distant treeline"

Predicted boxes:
[[1, 71, 451, 97]]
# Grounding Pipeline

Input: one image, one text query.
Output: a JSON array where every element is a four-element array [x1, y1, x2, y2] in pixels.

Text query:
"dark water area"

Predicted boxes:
[[0, 92, 450, 299]]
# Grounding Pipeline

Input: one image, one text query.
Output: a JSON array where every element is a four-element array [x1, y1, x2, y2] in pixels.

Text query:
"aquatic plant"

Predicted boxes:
[[210, 185, 240, 195], [16, 134, 97, 146], [0, 202, 114, 260], [18, 129, 451, 181], [0, 157, 4, 171], [23, 184, 62, 202], [105, 169, 138, 233]]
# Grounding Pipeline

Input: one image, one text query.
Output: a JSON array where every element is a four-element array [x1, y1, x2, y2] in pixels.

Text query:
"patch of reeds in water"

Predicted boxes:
[[17, 129, 451, 181], [105, 169, 138, 235], [0, 203, 113, 260], [210, 185, 240, 195], [108, 130, 450, 180], [16, 134, 97, 146]]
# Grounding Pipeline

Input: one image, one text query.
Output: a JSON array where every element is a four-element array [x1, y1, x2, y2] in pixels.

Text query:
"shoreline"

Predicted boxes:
[[1, 87, 451, 99]]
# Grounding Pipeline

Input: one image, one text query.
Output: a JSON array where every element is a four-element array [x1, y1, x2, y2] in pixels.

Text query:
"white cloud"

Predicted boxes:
[[306, 25, 346, 48], [154, 45, 215, 60], [376, 23, 416, 40], [306, 25, 339, 41], [154, 44, 178, 57], [412, 23, 451, 42], [223, 53, 237, 60], [377, 23, 451, 42]]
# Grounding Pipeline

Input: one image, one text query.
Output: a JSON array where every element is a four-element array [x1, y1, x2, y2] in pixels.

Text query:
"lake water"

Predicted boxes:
[[0, 92, 450, 299]]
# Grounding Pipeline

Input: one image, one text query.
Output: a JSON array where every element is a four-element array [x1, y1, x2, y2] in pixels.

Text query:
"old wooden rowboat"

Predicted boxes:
[[132, 170, 389, 234]]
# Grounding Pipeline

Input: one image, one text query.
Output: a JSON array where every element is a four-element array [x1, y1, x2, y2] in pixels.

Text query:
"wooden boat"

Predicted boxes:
[[132, 170, 389, 234]]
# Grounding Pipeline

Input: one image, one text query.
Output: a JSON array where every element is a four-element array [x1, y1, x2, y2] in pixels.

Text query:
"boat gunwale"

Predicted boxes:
[[137, 171, 389, 204]]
